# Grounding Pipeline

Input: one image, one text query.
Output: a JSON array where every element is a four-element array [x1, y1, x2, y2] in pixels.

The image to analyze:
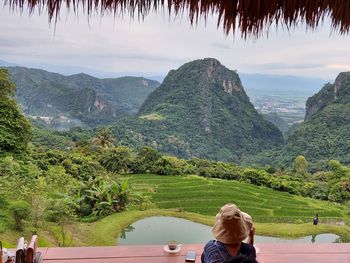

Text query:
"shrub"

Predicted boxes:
[[243, 168, 270, 186], [9, 200, 31, 230], [0, 212, 8, 233], [77, 203, 93, 217], [328, 181, 350, 203], [294, 219, 304, 224], [264, 165, 276, 174], [0, 195, 8, 208], [83, 178, 131, 216], [99, 146, 132, 173], [0, 156, 20, 175], [295, 155, 308, 175], [132, 146, 161, 173], [152, 156, 186, 175], [50, 225, 73, 247], [302, 182, 329, 200]]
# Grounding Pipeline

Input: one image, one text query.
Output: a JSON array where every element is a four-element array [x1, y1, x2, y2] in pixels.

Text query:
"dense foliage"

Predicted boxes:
[[0, 68, 32, 155], [245, 72, 350, 171], [0, 73, 135, 245], [5, 62, 350, 172], [1, 120, 350, 245], [0, 147, 134, 242]]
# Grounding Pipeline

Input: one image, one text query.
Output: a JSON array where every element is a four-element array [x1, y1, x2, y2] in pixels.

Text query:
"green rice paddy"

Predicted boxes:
[[126, 174, 345, 223]]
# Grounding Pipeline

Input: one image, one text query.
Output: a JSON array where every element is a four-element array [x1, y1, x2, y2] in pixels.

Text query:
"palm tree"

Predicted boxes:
[[92, 128, 115, 149]]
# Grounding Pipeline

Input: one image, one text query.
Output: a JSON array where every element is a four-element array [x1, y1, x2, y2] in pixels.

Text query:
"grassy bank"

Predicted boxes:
[[0, 229, 56, 248]]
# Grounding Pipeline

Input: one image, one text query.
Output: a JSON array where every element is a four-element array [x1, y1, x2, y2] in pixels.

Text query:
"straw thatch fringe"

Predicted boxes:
[[4, 0, 350, 38]]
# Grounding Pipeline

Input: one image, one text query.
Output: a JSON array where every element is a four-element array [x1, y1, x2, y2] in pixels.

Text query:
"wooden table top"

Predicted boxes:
[[38, 243, 350, 263]]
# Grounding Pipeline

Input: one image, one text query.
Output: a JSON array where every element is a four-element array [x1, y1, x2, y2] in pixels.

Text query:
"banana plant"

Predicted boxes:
[[83, 177, 131, 216]]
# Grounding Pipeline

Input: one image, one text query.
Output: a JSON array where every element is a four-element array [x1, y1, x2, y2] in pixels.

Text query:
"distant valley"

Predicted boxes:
[[240, 73, 329, 127], [6, 66, 159, 130], [278, 71, 350, 169]]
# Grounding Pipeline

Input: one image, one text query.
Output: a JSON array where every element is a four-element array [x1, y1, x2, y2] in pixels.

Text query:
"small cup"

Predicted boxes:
[[167, 240, 178, 250]]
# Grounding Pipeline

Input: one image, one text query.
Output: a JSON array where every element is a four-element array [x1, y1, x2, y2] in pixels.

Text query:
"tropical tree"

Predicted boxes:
[[99, 146, 132, 173], [132, 192, 152, 210], [328, 160, 349, 180], [84, 177, 131, 216], [295, 155, 308, 175], [0, 68, 32, 155], [91, 128, 115, 149], [45, 196, 76, 247], [10, 200, 31, 230], [327, 160, 350, 203], [132, 146, 161, 173]]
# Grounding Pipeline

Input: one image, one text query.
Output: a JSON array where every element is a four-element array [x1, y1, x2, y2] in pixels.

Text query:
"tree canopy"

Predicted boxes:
[[0, 68, 32, 155]]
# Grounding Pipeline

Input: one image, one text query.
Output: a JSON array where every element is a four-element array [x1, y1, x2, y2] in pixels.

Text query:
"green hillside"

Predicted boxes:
[[113, 58, 283, 161], [100, 76, 159, 114], [263, 112, 290, 135], [126, 174, 345, 223], [6, 67, 159, 129], [276, 72, 350, 169], [67, 73, 159, 113]]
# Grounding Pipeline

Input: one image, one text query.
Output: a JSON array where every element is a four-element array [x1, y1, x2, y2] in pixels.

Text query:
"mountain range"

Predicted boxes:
[[2, 58, 350, 169], [7, 66, 159, 129]]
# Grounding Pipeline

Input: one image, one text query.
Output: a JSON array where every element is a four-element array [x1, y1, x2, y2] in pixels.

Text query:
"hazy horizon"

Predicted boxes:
[[0, 58, 331, 84]]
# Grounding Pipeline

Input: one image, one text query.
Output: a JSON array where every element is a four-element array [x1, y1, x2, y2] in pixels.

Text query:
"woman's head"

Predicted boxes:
[[212, 204, 249, 244]]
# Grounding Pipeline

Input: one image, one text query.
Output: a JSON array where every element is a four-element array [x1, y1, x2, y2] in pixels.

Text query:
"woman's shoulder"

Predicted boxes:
[[202, 240, 230, 263], [204, 240, 219, 249], [203, 240, 228, 254]]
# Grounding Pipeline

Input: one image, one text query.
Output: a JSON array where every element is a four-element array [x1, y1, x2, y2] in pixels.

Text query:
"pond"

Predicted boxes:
[[117, 216, 341, 245]]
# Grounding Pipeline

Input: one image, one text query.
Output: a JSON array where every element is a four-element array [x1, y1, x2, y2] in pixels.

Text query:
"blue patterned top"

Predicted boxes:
[[201, 240, 256, 263]]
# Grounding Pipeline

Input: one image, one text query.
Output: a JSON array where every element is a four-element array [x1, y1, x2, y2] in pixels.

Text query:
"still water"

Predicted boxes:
[[117, 216, 341, 245]]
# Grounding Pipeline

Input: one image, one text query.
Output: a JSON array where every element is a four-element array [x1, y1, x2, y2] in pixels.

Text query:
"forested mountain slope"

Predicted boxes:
[[7, 67, 159, 129], [269, 72, 350, 169], [113, 58, 283, 161]]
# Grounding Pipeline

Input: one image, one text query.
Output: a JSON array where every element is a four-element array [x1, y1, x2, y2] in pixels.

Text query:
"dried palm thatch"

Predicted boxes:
[[5, 0, 350, 38]]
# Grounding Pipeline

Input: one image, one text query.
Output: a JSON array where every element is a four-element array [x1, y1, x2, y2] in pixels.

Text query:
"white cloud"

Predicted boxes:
[[0, 5, 349, 79]]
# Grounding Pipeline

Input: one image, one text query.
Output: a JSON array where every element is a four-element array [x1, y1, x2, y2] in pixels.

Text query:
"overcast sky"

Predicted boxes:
[[1, 3, 350, 80]]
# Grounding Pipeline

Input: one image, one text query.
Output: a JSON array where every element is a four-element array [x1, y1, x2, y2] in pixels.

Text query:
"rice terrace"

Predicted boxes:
[[126, 174, 349, 236], [128, 174, 344, 221]]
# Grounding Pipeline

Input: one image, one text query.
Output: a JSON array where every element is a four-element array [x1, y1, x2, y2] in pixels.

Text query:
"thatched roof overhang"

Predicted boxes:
[[4, 0, 350, 38]]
